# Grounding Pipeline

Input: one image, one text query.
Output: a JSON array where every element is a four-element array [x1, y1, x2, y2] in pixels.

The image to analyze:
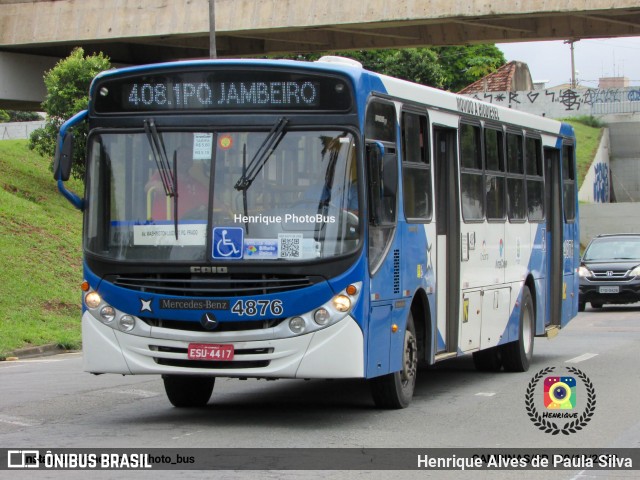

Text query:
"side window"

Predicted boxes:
[[484, 128, 505, 221], [401, 111, 431, 222], [366, 100, 398, 273], [460, 123, 483, 221], [526, 136, 545, 222], [506, 132, 525, 221], [563, 144, 576, 222], [365, 101, 397, 143]]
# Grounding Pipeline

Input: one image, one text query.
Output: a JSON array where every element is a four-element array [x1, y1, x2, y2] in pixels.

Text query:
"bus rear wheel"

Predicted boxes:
[[501, 286, 534, 372], [162, 375, 215, 407], [369, 314, 417, 409]]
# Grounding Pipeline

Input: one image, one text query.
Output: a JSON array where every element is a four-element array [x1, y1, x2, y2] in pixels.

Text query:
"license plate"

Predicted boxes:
[[599, 286, 619, 294], [187, 343, 234, 361]]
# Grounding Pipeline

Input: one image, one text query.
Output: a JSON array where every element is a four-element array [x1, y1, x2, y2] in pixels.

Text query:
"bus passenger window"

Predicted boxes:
[[460, 123, 483, 221], [506, 132, 525, 221], [485, 128, 505, 221], [401, 111, 431, 222], [563, 144, 576, 221], [526, 136, 544, 222]]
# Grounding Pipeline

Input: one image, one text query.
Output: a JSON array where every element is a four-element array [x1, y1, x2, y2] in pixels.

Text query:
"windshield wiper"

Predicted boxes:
[[234, 117, 288, 191], [144, 119, 179, 239], [144, 119, 175, 197]]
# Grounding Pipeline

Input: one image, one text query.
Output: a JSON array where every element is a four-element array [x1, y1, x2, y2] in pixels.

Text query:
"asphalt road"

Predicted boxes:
[[1, 304, 639, 479]]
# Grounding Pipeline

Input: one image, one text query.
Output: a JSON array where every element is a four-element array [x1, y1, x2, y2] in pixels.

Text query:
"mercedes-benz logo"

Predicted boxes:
[[200, 312, 219, 331]]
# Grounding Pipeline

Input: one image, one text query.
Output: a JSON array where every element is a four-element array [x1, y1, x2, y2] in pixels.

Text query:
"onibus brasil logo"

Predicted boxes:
[[525, 366, 596, 435]]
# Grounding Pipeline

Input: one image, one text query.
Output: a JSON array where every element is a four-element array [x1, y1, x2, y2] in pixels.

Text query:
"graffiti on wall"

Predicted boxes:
[[593, 162, 610, 203], [470, 87, 640, 112]]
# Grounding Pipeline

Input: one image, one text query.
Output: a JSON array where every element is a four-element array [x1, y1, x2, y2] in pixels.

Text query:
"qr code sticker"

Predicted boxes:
[[278, 233, 303, 258]]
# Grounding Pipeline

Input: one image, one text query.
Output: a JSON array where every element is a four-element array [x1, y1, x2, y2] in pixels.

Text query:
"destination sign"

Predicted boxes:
[[93, 69, 353, 113]]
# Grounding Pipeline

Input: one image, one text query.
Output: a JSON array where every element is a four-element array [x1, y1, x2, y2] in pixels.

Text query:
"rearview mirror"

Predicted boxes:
[[53, 133, 74, 181]]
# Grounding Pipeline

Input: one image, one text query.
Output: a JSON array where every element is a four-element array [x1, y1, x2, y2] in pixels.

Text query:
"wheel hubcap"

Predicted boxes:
[[523, 303, 533, 356], [401, 331, 417, 387]]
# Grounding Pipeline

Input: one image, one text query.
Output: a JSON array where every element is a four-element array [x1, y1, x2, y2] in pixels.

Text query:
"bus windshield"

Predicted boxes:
[[85, 129, 360, 263]]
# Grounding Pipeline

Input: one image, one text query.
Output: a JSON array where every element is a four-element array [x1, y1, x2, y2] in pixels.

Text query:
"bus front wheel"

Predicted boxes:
[[162, 375, 215, 407], [369, 314, 418, 409], [501, 286, 534, 372]]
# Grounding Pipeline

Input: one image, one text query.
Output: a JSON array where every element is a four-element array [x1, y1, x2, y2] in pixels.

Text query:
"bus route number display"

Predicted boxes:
[[126, 80, 319, 109], [93, 69, 353, 113]]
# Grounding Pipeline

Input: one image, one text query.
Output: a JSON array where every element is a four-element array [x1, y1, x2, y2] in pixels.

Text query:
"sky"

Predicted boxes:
[[497, 37, 640, 88]]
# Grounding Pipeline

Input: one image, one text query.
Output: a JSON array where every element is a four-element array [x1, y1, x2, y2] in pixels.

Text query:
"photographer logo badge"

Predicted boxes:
[[525, 366, 596, 435]]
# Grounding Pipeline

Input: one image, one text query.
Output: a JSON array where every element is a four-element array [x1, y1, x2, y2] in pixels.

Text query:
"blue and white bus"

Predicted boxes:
[[54, 56, 579, 408]]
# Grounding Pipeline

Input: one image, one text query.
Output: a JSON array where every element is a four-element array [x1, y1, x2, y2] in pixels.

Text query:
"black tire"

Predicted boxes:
[[473, 347, 503, 371], [501, 286, 534, 372], [162, 375, 215, 407], [591, 302, 603, 309], [578, 301, 585, 312], [369, 314, 418, 409]]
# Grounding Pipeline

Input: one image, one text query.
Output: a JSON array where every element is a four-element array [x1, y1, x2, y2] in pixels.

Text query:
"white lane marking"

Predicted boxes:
[[565, 353, 599, 363], [172, 430, 204, 440], [0, 415, 40, 427], [475, 392, 496, 397]]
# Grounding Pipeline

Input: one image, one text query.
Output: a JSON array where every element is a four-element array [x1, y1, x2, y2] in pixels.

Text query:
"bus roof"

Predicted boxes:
[[91, 58, 572, 138]]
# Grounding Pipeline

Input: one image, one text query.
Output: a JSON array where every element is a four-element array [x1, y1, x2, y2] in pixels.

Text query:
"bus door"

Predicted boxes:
[[433, 126, 460, 355], [544, 147, 563, 328]]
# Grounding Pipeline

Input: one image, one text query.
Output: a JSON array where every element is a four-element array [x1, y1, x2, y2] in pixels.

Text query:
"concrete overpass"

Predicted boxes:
[[2, 0, 640, 109]]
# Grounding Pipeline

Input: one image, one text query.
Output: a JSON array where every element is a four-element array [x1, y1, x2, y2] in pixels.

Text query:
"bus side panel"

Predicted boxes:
[[563, 221, 579, 325], [530, 223, 549, 336], [367, 304, 392, 377], [496, 221, 549, 345]]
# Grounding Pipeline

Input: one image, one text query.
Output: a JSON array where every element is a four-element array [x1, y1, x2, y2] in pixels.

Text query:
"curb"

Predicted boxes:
[[0, 344, 78, 361]]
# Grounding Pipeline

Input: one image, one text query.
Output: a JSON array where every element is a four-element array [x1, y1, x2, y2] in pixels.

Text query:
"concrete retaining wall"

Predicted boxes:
[[578, 128, 610, 203], [580, 203, 640, 248], [463, 86, 640, 118], [0, 120, 44, 140]]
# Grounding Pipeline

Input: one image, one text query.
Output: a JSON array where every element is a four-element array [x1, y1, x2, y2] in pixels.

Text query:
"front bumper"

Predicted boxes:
[[82, 311, 365, 379], [579, 279, 640, 306]]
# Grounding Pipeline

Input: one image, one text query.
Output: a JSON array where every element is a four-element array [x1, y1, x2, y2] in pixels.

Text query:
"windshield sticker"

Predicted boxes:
[[219, 134, 234, 150], [244, 239, 279, 259], [279, 233, 303, 259], [277, 234, 321, 260], [133, 223, 206, 246], [193, 132, 213, 160], [212, 227, 244, 259]]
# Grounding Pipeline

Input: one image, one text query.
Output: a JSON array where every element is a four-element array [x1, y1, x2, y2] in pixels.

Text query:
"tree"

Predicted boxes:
[[434, 45, 506, 92], [276, 45, 504, 91], [9, 111, 43, 122], [333, 49, 447, 89], [29, 47, 111, 180], [0, 110, 43, 122]]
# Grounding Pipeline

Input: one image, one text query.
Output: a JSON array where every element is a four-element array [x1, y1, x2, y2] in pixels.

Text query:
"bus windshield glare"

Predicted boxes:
[[84, 129, 360, 262]]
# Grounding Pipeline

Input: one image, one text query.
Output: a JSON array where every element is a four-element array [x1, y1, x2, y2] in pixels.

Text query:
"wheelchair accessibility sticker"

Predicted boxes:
[[212, 227, 244, 259]]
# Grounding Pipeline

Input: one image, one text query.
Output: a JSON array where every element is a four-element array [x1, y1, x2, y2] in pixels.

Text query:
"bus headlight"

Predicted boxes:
[[99, 306, 116, 324], [119, 315, 136, 332], [333, 295, 351, 312], [85, 292, 102, 309], [282, 282, 362, 337], [313, 308, 331, 325], [289, 317, 306, 334]]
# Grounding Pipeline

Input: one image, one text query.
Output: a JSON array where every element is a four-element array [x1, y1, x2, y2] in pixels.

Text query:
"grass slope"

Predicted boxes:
[[0, 140, 83, 356]]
